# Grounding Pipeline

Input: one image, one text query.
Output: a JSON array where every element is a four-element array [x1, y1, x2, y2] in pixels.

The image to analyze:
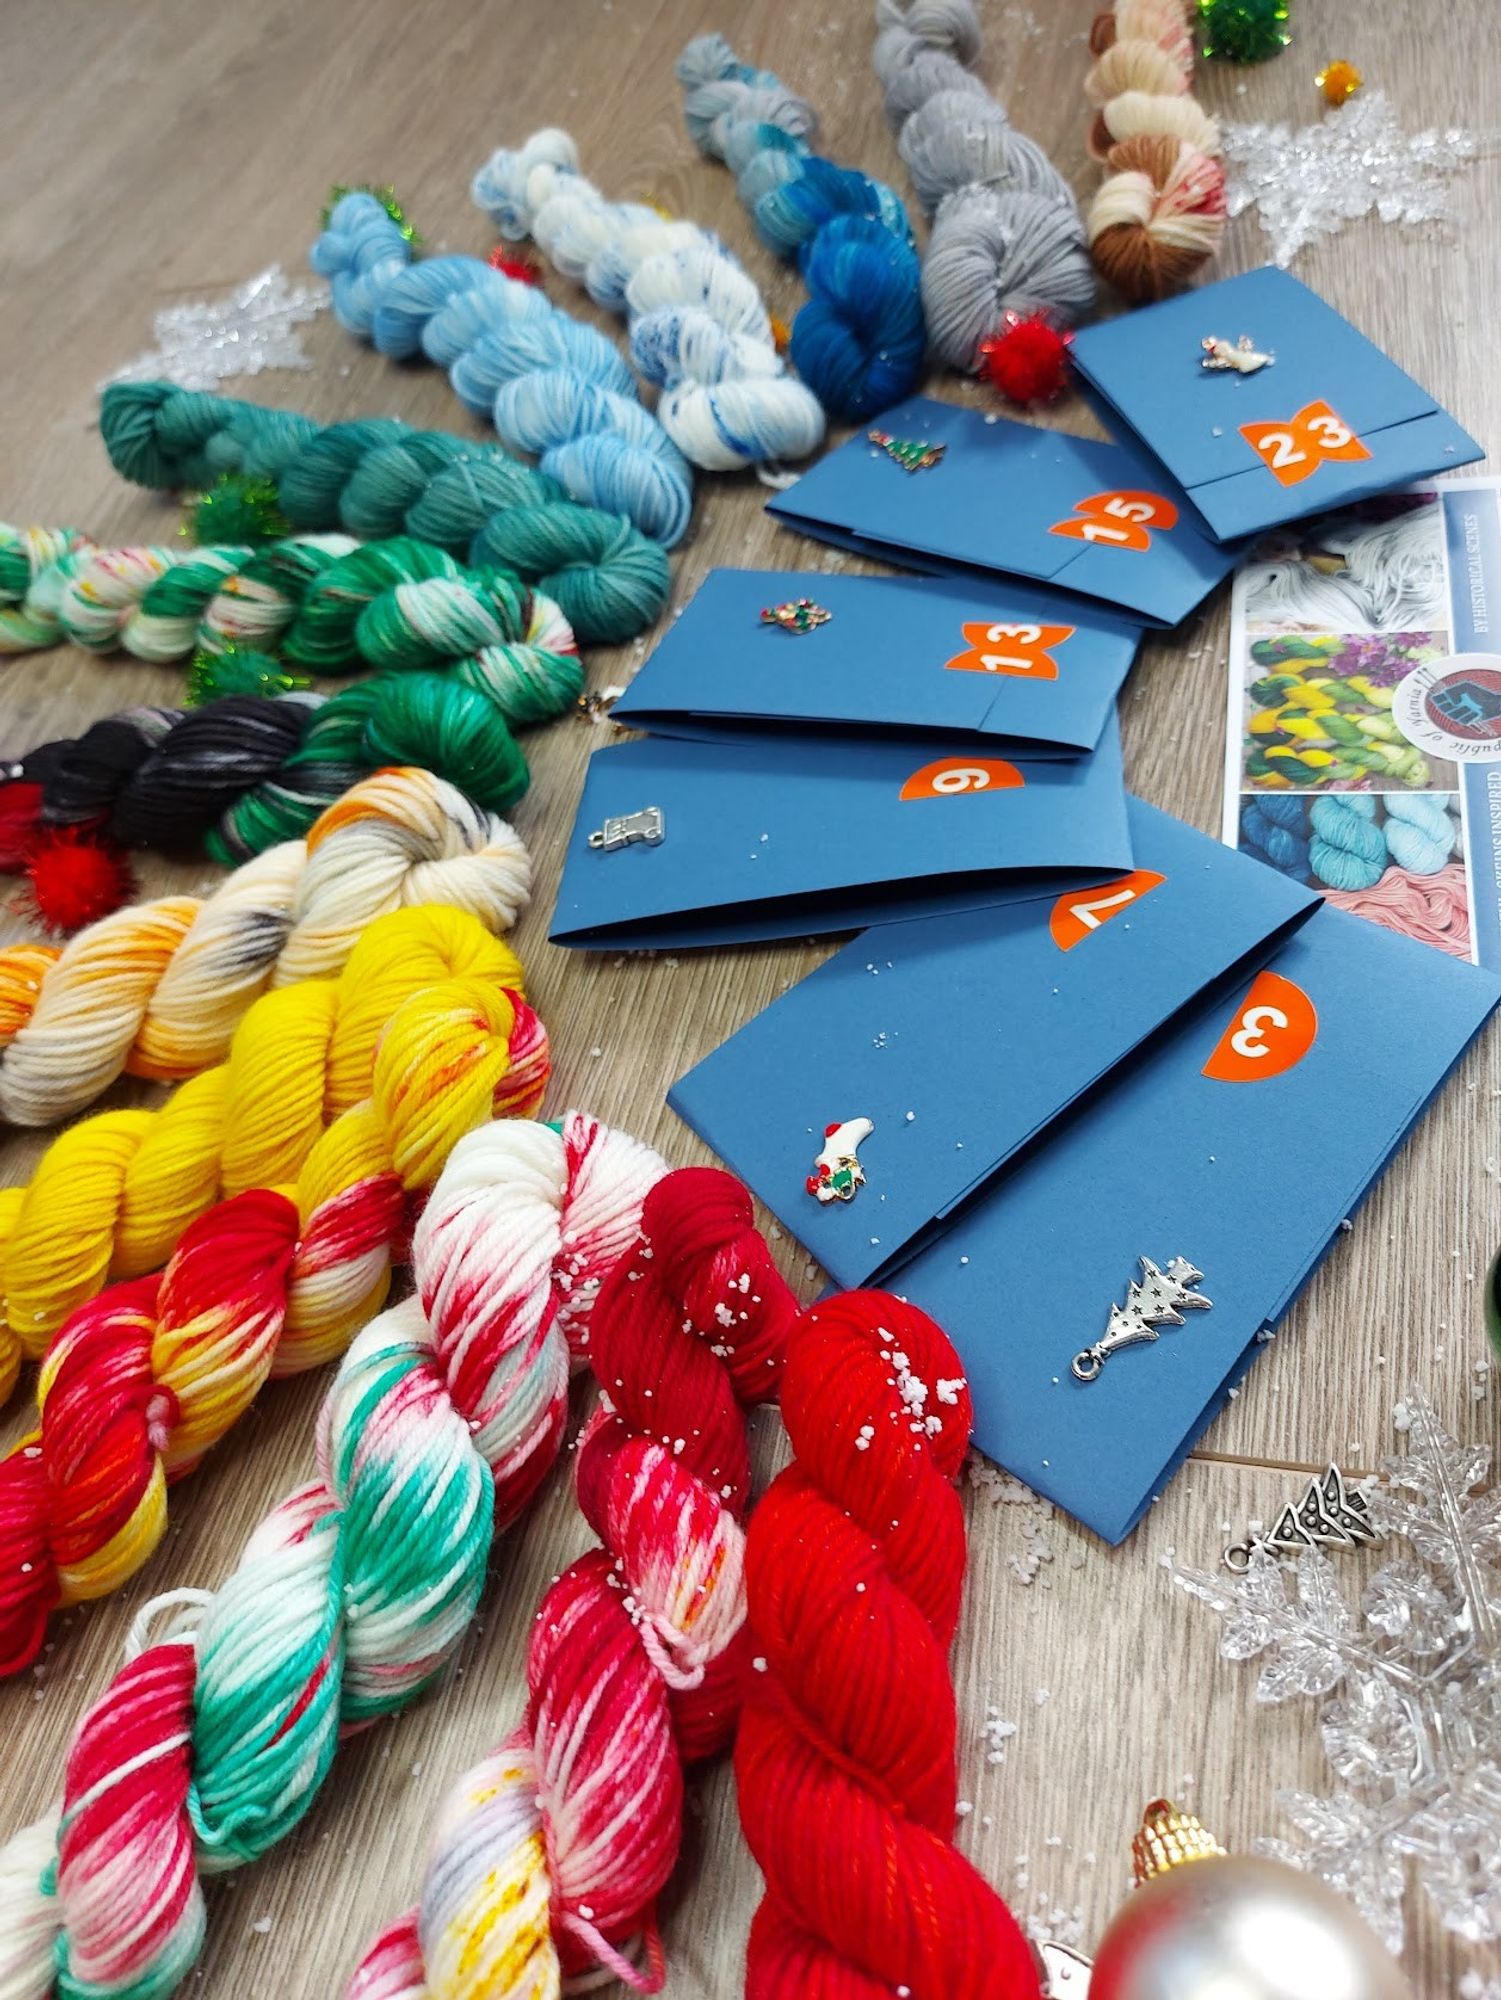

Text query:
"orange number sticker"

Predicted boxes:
[[945, 620, 1075, 681], [1048, 870, 1166, 951], [1239, 400, 1372, 488], [899, 757, 1025, 800], [1049, 489, 1180, 552], [1201, 969, 1318, 1082]]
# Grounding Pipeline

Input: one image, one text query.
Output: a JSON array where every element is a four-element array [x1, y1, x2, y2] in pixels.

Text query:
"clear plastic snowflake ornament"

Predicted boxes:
[[1175, 1392, 1501, 1953]]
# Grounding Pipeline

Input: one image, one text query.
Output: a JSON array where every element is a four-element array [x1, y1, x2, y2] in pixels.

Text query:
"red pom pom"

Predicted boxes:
[[21, 826, 135, 934], [978, 312, 1073, 406], [0, 782, 45, 872], [486, 246, 541, 285]]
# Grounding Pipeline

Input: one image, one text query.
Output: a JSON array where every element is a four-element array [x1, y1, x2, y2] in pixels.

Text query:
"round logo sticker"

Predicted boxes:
[[1394, 654, 1501, 761]]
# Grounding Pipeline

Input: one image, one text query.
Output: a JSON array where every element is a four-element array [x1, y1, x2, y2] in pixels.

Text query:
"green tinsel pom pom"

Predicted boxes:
[[185, 475, 291, 548], [321, 182, 422, 246], [187, 644, 311, 707], [1197, 0, 1290, 62]]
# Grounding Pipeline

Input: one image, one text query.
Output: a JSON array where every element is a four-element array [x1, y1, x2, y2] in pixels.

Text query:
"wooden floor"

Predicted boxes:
[[1, 1, 1497, 1993]]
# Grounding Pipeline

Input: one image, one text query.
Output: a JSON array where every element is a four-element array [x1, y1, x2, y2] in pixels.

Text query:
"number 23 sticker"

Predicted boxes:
[[1201, 969, 1318, 1081], [1239, 400, 1372, 488]]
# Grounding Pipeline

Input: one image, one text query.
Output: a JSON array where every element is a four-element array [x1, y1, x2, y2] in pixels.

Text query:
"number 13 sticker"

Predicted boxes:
[[1201, 969, 1318, 1081], [1239, 400, 1372, 488]]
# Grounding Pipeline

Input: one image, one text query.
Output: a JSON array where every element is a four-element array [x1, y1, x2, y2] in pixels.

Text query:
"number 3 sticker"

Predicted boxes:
[[1201, 969, 1318, 1081], [899, 757, 1025, 799], [1049, 870, 1166, 951], [1239, 400, 1372, 488]]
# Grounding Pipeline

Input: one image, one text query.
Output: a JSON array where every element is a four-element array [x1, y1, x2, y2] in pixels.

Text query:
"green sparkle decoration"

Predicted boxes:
[[321, 182, 422, 246], [185, 474, 290, 548], [1197, 0, 1291, 62], [187, 644, 311, 707]]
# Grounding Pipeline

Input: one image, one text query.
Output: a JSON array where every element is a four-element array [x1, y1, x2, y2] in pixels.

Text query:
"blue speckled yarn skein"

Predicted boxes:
[[873, 0, 1095, 369], [676, 33, 925, 424], [312, 191, 693, 546], [472, 130, 826, 472], [1240, 796, 1313, 883]]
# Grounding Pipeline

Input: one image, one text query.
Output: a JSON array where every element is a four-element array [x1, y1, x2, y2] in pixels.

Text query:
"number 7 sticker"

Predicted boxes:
[[1049, 869, 1165, 950]]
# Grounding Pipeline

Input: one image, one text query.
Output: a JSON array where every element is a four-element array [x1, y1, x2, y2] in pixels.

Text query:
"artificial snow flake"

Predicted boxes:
[[1175, 1392, 1501, 1952], [108, 265, 329, 392], [1222, 91, 1484, 266]]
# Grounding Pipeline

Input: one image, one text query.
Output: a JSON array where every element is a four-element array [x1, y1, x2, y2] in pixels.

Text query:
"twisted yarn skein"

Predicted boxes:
[[98, 382, 670, 645], [1309, 791, 1457, 891], [313, 191, 693, 546], [4, 670, 534, 871], [471, 129, 827, 471], [0, 1112, 664, 2000], [348, 1166, 798, 1999], [677, 34, 926, 423], [0, 892, 545, 1386], [1084, 0, 1225, 300], [737, 1291, 1042, 1998], [873, 0, 1095, 370], [0, 768, 531, 1126], [0, 910, 552, 1676], [1239, 794, 1311, 882], [0, 527, 94, 649]]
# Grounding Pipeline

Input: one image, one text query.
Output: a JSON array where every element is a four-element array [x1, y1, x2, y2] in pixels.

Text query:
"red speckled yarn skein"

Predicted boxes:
[[736, 1290, 1042, 1999]]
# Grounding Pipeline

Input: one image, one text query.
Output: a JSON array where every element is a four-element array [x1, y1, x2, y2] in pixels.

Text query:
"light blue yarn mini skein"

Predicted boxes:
[[1308, 792, 1458, 890], [312, 191, 694, 547], [471, 130, 826, 472], [676, 34, 926, 425], [873, 0, 1095, 370]]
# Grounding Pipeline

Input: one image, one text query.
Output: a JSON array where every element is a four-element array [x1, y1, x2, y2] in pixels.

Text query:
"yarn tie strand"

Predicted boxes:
[[0, 891, 542, 1387], [677, 35, 926, 424], [471, 130, 827, 471], [737, 1291, 1042, 1998], [0, 912, 551, 1675], [97, 382, 670, 645], [0, 1111, 664, 2000], [0, 768, 531, 1126], [1084, 0, 1226, 299], [312, 191, 694, 546], [873, 0, 1095, 373], [347, 1166, 798, 1999]]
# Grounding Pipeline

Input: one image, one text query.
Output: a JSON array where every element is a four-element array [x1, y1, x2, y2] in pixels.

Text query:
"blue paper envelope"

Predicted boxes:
[[890, 905, 1500, 1541], [611, 568, 1141, 757], [1070, 267, 1484, 544], [550, 725, 1132, 950], [669, 799, 1320, 1282], [766, 395, 1242, 627]]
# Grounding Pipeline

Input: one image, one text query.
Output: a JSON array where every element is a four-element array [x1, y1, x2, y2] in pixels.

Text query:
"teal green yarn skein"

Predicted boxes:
[[98, 381, 669, 645]]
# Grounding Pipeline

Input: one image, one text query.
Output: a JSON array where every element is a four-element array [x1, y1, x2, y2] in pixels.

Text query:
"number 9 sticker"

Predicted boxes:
[[899, 757, 1025, 799], [1201, 969, 1318, 1082]]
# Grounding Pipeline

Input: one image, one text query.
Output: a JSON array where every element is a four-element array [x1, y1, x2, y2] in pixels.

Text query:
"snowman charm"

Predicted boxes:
[[806, 1117, 874, 1204]]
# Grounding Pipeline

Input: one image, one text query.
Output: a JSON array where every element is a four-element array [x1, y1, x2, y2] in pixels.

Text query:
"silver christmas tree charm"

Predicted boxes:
[[1071, 1256, 1213, 1383], [1224, 1463, 1383, 1572]]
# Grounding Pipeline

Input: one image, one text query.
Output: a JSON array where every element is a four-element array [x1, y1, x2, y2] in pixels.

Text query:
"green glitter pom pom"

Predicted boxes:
[[321, 182, 422, 246], [1197, 0, 1290, 62], [187, 643, 311, 707], [185, 474, 291, 548]]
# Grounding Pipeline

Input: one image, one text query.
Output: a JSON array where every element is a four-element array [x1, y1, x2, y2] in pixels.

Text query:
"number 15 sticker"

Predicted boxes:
[[1239, 400, 1372, 488], [1049, 490, 1179, 553]]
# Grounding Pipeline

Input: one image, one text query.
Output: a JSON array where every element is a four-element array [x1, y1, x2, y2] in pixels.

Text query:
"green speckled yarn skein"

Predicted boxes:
[[100, 380, 670, 644]]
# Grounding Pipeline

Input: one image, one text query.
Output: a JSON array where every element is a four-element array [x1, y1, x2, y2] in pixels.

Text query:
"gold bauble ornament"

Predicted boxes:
[[1085, 1801, 1412, 2000]]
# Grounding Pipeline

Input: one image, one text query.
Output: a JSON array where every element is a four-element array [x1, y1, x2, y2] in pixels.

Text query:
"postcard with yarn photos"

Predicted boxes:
[[1222, 477, 1501, 972]]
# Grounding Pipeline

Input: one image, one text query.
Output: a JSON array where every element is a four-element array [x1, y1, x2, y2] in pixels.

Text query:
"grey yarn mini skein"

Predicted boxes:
[[874, 0, 1095, 370]]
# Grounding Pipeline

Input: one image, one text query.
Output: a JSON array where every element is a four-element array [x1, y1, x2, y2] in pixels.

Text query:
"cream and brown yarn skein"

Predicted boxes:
[[1085, 0, 1227, 300], [873, 0, 1095, 370]]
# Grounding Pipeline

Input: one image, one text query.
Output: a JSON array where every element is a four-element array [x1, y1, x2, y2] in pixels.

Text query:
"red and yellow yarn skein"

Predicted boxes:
[[0, 765, 533, 1128], [0, 902, 547, 1676], [737, 1292, 1042, 1999]]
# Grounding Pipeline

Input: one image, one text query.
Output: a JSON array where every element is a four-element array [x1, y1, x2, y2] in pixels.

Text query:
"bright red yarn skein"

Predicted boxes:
[[736, 1291, 1042, 1999]]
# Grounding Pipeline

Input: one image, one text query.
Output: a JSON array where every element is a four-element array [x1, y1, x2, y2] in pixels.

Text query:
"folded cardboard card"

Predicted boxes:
[[550, 725, 1131, 949], [766, 395, 1243, 627], [1069, 267, 1484, 544], [612, 567, 1141, 757], [890, 905, 1500, 1542], [669, 799, 1321, 1286]]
